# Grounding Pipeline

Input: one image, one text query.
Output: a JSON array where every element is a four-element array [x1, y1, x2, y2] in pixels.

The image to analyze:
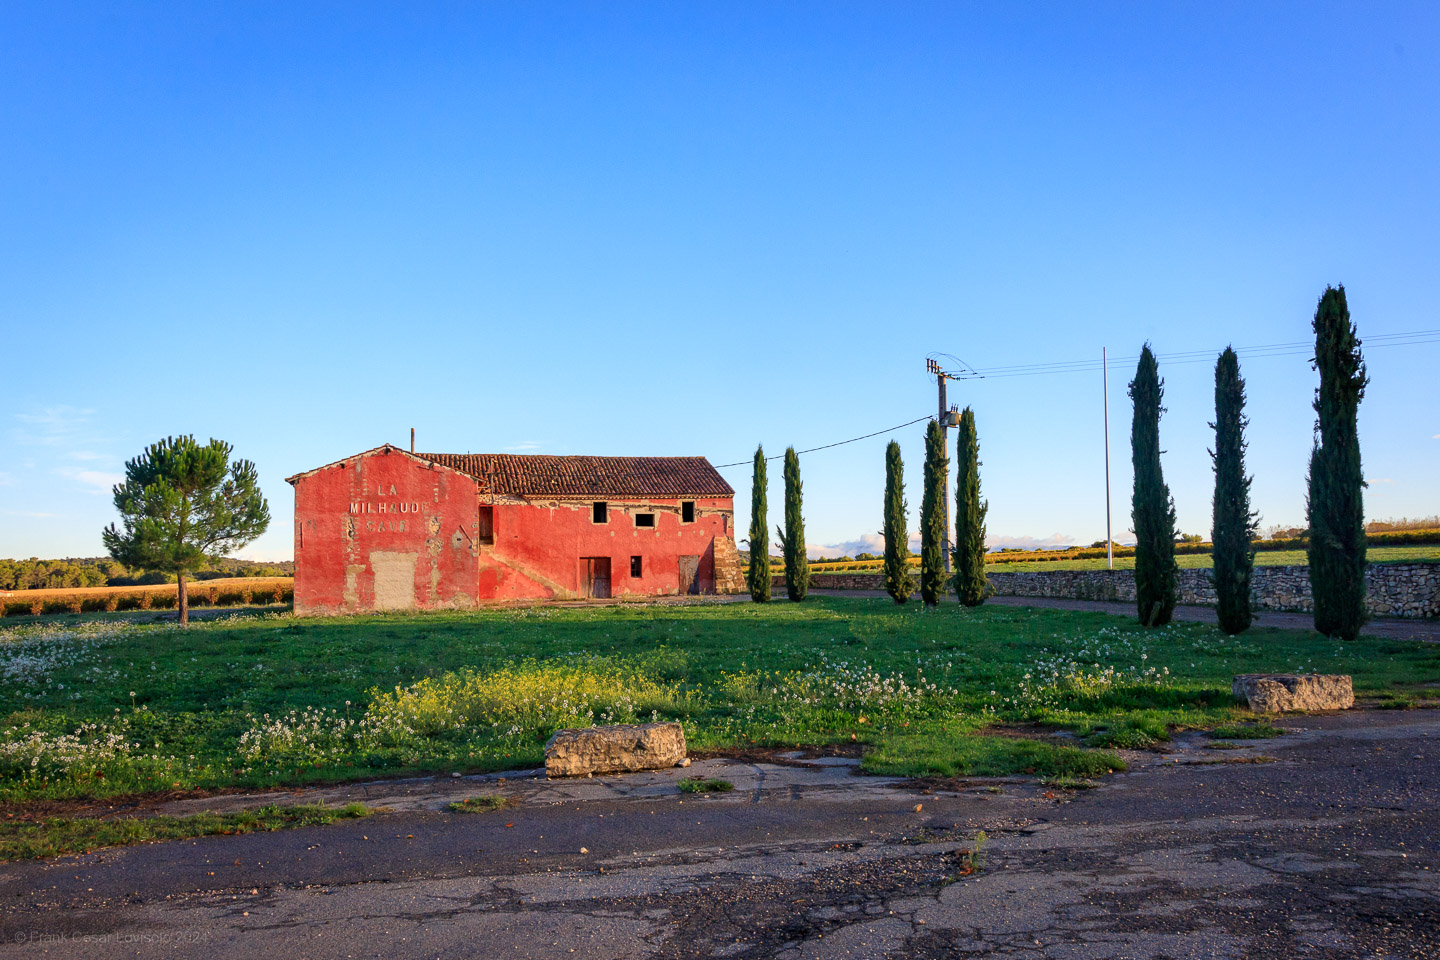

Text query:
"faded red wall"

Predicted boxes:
[[292, 448, 481, 615], [478, 497, 733, 600], [292, 447, 735, 613]]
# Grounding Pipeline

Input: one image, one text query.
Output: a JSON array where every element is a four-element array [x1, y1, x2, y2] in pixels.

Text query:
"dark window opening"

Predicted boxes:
[[592, 501, 608, 523], [630, 555, 642, 577], [681, 501, 695, 523], [635, 512, 655, 528], [477, 506, 494, 544]]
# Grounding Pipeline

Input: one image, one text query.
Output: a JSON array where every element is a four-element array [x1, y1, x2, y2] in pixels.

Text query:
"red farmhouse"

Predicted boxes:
[[286, 444, 743, 615]]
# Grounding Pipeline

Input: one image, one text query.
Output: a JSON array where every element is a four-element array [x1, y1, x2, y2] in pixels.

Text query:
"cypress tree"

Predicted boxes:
[[1307, 285, 1368, 640], [1210, 347, 1257, 635], [953, 407, 989, 606], [1129, 345, 1178, 627], [882, 440, 914, 604], [746, 445, 770, 602], [919, 419, 948, 606], [777, 447, 808, 601]]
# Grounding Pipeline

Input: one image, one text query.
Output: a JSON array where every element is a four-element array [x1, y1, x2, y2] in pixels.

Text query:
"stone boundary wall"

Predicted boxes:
[[777, 563, 1440, 619]]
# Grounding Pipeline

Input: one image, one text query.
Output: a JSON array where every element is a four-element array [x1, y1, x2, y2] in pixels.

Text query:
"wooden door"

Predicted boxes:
[[583, 557, 611, 598], [678, 555, 700, 595]]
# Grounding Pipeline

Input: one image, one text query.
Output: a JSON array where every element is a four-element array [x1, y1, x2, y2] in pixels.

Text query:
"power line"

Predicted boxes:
[[969, 329, 1440, 380], [712, 416, 932, 469], [709, 328, 1439, 471]]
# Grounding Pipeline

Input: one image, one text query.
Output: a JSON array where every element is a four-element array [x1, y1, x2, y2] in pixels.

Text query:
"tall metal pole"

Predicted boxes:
[[938, 371, 951, 574], [1102, 348, 1113, 570]]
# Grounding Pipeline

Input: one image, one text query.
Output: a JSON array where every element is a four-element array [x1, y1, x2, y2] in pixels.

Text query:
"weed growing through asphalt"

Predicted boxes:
[[1208, 723, 1286, 739], [447, 794, 511, 813], [941, 830, 988, 882], [678, 777, 734, 794], [0, 802, 372, 862], [1042, 776, 1099, 790]]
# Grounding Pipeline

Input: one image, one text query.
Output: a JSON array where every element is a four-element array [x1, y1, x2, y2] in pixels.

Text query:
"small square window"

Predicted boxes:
[[681, 501, 695, 523], [635, 513, 655, 528], [630, 556, 642, 577], [592, 502, 608, 523]]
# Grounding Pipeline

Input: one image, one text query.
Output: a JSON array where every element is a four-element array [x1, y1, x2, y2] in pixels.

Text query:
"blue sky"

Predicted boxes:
[[2, 2, 1437, 562]]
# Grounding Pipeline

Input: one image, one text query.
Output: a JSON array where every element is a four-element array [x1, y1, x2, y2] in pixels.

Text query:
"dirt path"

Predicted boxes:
[[1, 710, 1436, 959]]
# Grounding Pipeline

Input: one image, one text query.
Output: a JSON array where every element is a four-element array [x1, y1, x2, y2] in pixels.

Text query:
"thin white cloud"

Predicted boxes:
[[809, 530, 1088, 559], [0, 471, 13, 487], [57, 467, 123, 494], [986, 533, 1081, 551], [232, 546, 294, 562], [0, 509, 60, 518], [809, 533, 887, 559], [1367, 478, 1395, 485], [14, 406, 96, 446], [65, 450, 106, 461], [14, 406, 95, 427], [504, 441, 543, 452], [1433, 434, 1440, 440]]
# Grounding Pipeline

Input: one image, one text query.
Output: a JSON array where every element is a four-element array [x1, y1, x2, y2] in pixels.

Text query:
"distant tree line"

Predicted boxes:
[[0, 556, 293, 591]]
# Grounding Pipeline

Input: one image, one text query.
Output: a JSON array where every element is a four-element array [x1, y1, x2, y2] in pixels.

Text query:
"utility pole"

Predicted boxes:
[[1102, 348, 1113, 570], [938, 367, 949, 573], [927, 358, 962, 573]]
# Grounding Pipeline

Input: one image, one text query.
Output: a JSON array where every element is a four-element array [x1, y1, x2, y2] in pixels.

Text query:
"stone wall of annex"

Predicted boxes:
[[784, 563, 1440, 619]]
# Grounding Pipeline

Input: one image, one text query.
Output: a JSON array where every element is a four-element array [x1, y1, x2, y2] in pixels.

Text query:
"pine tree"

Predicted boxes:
[[1211, 347, 1257, 634], [953, 407, 988, 606], [104, 435, 270, 627], [746, 445, 770, 602], [1307, 285, 1369, 640], [777, 447, 809, 601], [882, 440, 914, 604], [919, 419, 948, 606], [1129, 345, 1177, 627]]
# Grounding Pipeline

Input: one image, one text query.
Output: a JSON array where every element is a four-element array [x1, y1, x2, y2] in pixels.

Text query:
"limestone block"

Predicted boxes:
[[1233, 674, 1354, 713], [544, 722, 687, 777]]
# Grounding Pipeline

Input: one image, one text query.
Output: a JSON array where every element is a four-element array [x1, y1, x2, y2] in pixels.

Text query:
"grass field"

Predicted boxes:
[[2, 599, 1437, 812]]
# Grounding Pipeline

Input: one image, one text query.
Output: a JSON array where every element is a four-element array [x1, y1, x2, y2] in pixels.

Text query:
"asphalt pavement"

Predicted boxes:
[[1, 710, 1437, 958]]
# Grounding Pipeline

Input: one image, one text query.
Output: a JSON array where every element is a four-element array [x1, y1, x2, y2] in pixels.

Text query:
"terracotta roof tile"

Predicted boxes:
[[413, 453, 734, 499]]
